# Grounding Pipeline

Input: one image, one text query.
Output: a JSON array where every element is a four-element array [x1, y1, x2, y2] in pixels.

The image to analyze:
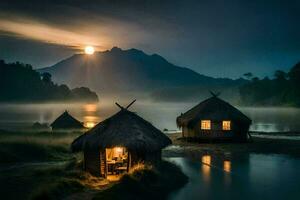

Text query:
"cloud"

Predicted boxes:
[[0, 11, 172, 53], [0, 16, 109, 50]]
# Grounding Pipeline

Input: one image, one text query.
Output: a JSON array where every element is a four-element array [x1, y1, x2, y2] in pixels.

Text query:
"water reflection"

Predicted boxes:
[[200, 155, 211, 182], [85, 121, 96, 128], [201, 164, 211, 182], [84, 104, 97, 112], [83, 104, 100, 128], [200, 154, 232, 184], [202, 155, 211, 165], [223, 160, 231, 172], [167, 153, 300, 200]]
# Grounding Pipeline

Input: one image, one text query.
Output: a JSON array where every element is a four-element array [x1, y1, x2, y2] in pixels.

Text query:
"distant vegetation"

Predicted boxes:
[[239, 62, 300, 106], [0, 60, 98, 103]]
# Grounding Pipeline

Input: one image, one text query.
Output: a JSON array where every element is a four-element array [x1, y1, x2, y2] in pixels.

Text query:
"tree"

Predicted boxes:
[[0, 60, 98, 103], [239, 61, 300, 106], [41, 72, 52, 83], [289, 62, 300, 83], [243, 72, 253, 80], [274, 70, 287, 81]]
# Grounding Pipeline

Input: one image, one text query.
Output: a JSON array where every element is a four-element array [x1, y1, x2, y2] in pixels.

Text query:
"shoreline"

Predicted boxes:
[[164, 132, 300, 158]]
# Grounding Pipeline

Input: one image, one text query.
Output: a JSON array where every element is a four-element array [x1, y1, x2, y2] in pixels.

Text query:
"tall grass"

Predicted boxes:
[[0, 131, 80, 163], [0, 130, 187, 200], [0, 130, 91, 200], [94, 161, 188, 200]]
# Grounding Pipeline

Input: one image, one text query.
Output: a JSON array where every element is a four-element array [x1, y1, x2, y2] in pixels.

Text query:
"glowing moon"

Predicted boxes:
[[85, 46, 95, 55]]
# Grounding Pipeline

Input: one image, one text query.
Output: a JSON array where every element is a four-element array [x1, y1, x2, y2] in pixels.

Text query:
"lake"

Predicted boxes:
[[0, 100, 300, 132], [166, 154, 300, 200]]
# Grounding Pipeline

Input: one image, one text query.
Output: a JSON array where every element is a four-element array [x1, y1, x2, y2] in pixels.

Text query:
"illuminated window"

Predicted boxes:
[[222, 121, 231, 130], [201, 120, 211, 130]]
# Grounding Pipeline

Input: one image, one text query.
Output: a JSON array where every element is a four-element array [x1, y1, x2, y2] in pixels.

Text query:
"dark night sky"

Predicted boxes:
[[0, 0, 299, 78]]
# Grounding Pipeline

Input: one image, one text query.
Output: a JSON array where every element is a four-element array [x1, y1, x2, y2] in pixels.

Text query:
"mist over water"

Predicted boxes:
[[0, 99, 300, 132]]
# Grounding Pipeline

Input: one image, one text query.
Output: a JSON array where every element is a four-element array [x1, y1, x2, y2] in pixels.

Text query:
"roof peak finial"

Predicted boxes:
[[115, 102, 125, 110], [126, 99, 136, 109], [115, 99, 137, 110], [210, 91, 221, 97]]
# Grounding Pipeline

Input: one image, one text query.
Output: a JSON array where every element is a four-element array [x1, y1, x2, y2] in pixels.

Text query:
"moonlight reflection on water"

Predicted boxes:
[[166, 153, 300, 200]]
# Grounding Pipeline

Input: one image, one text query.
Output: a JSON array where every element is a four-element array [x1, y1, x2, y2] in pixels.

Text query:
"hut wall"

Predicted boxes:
[[184, 120, 249, 141], [182, 127, 196, 137], [100, 150, 106, 177], [182, 127, 188, 138], [84, 150, 101, 176]]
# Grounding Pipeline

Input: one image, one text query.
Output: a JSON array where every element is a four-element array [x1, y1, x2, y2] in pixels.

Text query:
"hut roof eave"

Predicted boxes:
[[51, 111, 84, 128], [176, 96, 251, 128], [71, 109, 172, 153]]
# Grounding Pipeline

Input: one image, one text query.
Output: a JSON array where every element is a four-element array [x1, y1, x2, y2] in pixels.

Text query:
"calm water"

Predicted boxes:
[[167, 155, 300, 200], [0, 100, 300, 132]]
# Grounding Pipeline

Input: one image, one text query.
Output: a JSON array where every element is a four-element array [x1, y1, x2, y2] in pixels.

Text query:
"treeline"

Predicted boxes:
[[239, 62, 300, 106], [0, 60, 98, 103]]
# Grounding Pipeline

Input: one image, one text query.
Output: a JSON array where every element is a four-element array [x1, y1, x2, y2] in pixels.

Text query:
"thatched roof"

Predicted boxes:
[[51, 111, 84, 129], [71, 108, 171, 153], [177, 96, 251, 128]]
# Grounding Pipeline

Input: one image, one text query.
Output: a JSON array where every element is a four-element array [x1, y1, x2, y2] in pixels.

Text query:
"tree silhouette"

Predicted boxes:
[[274, 70, 287, 81], [0, 60, 98, 102], [289, 62, 300, 83], [239, 62, 300, 106], [243, 72, 253, 80], [41, 72, 52, 83]]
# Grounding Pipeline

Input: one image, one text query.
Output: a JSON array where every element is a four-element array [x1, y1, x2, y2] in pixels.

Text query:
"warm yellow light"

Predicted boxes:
[[222, 121, 231, 130], [84, 104, 97, 112], [201, 155, 211, 182], [201, 120, 211, 130], [85, 122, 95, 128], [223, 160, 231, 172], [85, 46, 95, 55], [202, 155, 211, 165], [115, 147, 123, 153]]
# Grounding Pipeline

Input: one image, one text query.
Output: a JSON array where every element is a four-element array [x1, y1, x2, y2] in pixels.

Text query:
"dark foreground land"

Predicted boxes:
[[0, 130, 187, 200], [1, 130, 300, 200]]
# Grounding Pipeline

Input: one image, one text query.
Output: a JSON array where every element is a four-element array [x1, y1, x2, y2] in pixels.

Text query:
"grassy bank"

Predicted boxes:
[[166, 132, 300, 158], [94, 161, 188, 200], [0, 131, 80, 163], [0, 130, 106, 199], [0, 130, 187, 200]]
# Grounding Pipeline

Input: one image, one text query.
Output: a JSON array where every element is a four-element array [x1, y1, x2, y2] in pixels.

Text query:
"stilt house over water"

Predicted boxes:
[[51, 111, 84, 130], [176, 92, 252, 142], [71, 100, 171, 178]]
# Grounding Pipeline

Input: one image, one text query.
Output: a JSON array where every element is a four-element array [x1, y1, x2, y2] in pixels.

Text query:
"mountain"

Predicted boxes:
[[39, 47, 246, 100]]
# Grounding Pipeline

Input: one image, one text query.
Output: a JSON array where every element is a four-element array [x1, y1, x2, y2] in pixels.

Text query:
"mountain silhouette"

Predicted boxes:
[[39, 47, 245, 97]]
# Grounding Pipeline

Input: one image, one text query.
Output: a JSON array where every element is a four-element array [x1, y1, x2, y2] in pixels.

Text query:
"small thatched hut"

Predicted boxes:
[[51, 111, 84, 130], [71, 101, 171, 178], [177, 93, 251, 142]]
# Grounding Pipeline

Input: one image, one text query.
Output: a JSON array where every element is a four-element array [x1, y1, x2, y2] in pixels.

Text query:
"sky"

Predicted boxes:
[[0, 0, 299, 78]]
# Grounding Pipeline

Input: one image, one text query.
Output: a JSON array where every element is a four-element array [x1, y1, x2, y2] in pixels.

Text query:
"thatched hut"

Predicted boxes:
[[71, 101, 171, 178], [51, 111, 84, 130], [177, 93, 251, 142]]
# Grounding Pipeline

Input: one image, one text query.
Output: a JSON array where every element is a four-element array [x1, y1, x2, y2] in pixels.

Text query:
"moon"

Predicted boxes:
[[85, 46, 95, 55]]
